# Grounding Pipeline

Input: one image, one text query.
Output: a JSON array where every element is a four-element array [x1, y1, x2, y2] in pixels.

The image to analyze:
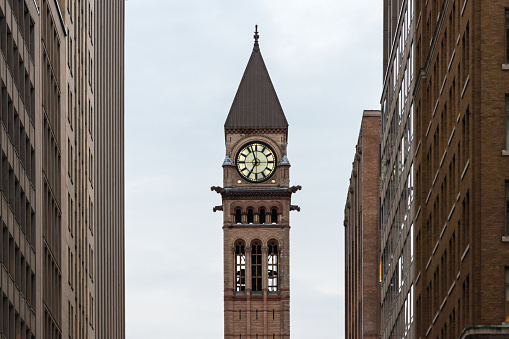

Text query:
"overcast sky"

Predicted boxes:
[[124, 0, 382, 337]]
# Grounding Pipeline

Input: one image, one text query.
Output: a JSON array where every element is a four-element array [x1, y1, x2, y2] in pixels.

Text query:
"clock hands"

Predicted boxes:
[[236, 142, 276, 182]]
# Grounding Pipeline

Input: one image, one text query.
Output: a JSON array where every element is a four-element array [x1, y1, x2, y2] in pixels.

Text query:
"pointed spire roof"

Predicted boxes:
[[225, 26, 288, 129]]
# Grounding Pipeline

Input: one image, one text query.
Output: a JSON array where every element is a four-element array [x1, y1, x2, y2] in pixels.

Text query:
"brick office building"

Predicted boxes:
[[344, 110, 381, 339], [413, 0, 509, 337], [0, 1, 125, 338]]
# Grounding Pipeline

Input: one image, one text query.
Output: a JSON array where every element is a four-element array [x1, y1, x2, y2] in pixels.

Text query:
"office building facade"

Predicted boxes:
[[0, 0, 124, 338], [94, 1, 125, 338], [413, 0, 509, 337], [344, 110, 381, 339], [380, 0, 416, 338]]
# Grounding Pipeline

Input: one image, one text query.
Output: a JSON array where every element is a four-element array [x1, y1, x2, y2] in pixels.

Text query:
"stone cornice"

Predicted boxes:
[[211, 185, 301, 199]]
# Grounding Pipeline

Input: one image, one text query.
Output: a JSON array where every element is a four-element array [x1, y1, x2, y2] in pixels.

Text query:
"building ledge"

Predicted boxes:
[[461, 244, 470, 262], [502, 150, 509, 156], [502, 64, 509, 71], [459, 325, 509, 339], [502, 236, 509, 243], [448, 280, 456, 296]]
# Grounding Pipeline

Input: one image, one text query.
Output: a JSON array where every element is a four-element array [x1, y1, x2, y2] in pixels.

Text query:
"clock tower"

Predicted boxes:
[[212, 27, 300, 339]]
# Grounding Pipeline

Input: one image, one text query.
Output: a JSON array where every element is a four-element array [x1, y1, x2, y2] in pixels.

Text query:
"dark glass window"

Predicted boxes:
[[235, 209, 241, 224], [259, 209, 265, 224], [271, 209, 278, 223], [247, 209, 254, 224]]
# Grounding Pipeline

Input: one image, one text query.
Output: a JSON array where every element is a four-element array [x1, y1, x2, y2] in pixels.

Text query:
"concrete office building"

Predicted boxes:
[[0, 0, 124, 338], [380, 0, 416, 338], [94, 1, 125, 337], [344, 110, 381, 339], [413, 0, 509, 337]]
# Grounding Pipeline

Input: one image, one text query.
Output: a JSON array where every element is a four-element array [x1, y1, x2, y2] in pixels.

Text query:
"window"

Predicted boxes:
[[68, 247, 72, 285], [67, 138, 72, 178], [68, 301, 73, 338], [271, 209, 278, 223], [68, 37, 72, 71], [235, 240, 245, 292], [251, 240, 262, 291], [68, 85, 72, 123], [89, 199, 93, 234], [68, 193, 72, 233], [89, 293, 94, 327], [247, 209, 254, 224], [235, 209, 241, 224], [89, 103, 93, 136], [506, 95, 509, 149], [506, 9, 509, 63], [259, 209, 266, 224], [506, 181, 509, 235], [506, 267, 509, 322], [268, 240, 278, 291], [89, 245, 93, 280]]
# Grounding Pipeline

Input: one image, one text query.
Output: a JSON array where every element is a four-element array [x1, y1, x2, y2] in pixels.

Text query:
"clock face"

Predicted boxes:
[[236, 142, 277, 183]]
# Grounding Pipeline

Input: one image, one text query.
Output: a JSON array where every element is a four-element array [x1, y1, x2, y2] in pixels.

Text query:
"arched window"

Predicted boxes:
[[235, 240, 246, 291], [271, 209, 278, 223], [235, 209, 242, 224], [247, 209, 254, 224], [251, 240, 262, 292], [259, 209, 266, 224], [268, 240, 278, 291]]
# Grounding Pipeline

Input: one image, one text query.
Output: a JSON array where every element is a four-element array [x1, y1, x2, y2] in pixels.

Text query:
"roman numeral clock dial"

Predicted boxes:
[[235, 142, 277, 183]]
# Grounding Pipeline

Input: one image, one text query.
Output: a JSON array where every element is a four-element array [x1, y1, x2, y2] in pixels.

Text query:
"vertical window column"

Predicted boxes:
[[245, 245, 252, 291], [251, 241, 262, 292], [234, 241, 246, 292], [268, 240, 278, 292]]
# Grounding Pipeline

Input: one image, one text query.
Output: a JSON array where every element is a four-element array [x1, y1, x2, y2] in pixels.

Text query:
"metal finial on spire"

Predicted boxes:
[[254, 25, 259, 49]]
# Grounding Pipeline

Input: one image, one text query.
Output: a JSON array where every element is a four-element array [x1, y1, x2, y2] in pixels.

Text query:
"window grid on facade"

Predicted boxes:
[[380, 0, 414, 337]]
